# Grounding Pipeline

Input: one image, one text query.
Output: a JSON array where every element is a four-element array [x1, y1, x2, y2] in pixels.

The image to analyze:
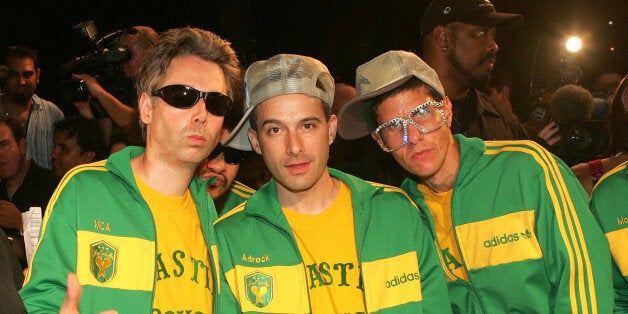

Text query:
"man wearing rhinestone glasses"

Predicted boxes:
[[21, 27, 242, 313], [338, 50, 613, 313]]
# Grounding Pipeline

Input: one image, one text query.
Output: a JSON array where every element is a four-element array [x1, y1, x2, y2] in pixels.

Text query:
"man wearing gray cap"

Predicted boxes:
[[214, 54, 451, 313], [338, 50, 613, 313], [420, 0, 527, 140]]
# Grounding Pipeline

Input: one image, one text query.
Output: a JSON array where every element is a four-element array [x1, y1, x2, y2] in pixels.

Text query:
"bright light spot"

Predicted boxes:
[[608, 20, 613, 25], [566, 36, 582, 53], [610, 47, 615, 52]]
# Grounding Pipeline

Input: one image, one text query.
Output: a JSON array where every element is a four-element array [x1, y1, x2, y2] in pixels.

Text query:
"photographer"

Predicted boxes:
[[72, 26, 158, 134], [535, 84, 602, 166], [571, 74, 628, 195]]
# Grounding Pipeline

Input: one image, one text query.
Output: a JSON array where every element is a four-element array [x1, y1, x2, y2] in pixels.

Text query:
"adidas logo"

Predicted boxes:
[[483, 229, 533, 248], [520, 229, 533, 239]]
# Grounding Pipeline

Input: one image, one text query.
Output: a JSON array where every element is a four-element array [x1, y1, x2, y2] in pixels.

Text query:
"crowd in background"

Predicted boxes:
[[1, 0, 627, 312]]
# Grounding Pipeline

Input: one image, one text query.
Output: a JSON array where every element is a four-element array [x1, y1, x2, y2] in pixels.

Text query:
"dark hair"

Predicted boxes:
[[54, 116, 108, 160], [368, 77, 443, 128], [0, 116, 26, 141], [110, 122, 145, 149], [548, 84, 594, 124], [607, 74, 628, 153], [0, 45, 39, 67]]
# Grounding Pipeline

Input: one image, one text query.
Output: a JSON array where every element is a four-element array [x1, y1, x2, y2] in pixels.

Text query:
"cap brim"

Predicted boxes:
[[223, 105, 255, 151], [337, 76, 413, 140], [464, 12, 523, 29]]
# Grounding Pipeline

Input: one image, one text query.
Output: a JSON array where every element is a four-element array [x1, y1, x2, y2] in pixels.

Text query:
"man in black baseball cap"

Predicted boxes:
[[420, 0, 523, 37], [420, 0, 527, 141]]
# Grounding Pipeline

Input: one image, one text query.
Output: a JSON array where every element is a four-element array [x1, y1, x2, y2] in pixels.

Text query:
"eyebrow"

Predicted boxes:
[[260, 116, 322, 127]]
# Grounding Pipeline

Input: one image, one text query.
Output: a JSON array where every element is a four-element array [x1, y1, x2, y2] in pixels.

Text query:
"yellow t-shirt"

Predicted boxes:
[[282, 182, 366, 313], [136, 177, 213, 313], [418, 183, 469, 282]]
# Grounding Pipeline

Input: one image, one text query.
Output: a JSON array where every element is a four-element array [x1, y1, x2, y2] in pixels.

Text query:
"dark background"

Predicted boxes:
[[1, 0, 626, 110]]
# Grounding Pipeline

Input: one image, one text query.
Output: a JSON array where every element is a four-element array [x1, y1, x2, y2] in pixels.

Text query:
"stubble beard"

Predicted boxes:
[[447, 48, 493, 89], [6, 88, 33, 106]]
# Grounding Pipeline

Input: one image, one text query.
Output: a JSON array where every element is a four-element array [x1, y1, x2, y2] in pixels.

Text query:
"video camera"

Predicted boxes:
[[552, 120, 609, 166], [59, 21, 132, 107]]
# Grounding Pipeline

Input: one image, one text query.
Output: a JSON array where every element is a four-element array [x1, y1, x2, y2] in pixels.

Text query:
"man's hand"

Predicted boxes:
[[0, 200, 23, 230], [72, 73, 107, 98], [72, 100, 95, 119], [60, 273, 82, 314], [70, 73, 135, 127], [60, 273, 118, 314], [537, 121, 562, 146]]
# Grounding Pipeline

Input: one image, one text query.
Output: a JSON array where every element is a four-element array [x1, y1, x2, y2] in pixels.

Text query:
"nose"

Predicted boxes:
[[207, 154, 227, 174], [488, 37, 499, 54], [406, 123, 425, 146], [286, 131, 304, 156], [193, 98, 209, 124], [51, 146, 60, 159]]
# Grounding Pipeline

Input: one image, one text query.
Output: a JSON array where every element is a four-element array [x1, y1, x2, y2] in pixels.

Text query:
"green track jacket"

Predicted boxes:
[[214, 168, 452, 313], [402, 135, 614, 313], [20, 146, 220, 313], [219, 180, 255, 216], [590, 161, 628, 312]]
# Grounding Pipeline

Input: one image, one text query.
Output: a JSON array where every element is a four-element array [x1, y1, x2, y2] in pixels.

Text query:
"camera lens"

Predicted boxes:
[[567, 128, 593, 150], [59, 79, 89, 102]]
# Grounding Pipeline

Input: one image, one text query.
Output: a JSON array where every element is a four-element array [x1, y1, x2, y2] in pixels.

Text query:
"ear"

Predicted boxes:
[[443, 97, 454, 128], [500, 85, 511, 99], [247, 128, 262, 155], [433, 25, 448, 50], [138, 92, 153, 125], [35, 68, 41, 85], [81, 151, 96, 163], [328, 114, 338, 145], [18, 138, 27, 155]]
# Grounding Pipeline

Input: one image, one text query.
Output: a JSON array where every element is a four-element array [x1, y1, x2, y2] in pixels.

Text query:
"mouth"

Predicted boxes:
[[483, 55, 497, 69], [285, 161, 311, 175], [210, 175, 225, 187], [188, 134, 207, 146], [411, 148, 432, 160]]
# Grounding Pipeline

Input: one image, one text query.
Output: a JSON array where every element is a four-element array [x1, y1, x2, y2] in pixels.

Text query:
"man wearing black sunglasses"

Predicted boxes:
[[196, 131, 255, 216], [21, 27, 242, 313], [196, 96, 255, 216], [72, 26, 159, 133]]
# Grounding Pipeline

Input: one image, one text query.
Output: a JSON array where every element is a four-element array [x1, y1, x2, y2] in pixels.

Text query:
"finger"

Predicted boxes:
[[547, 135, 562, 146], [60, 273, 82, 314], [547, 125, 560, 137]]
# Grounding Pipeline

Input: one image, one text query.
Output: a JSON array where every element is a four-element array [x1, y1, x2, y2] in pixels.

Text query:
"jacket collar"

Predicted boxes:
[[473, 88, 502, 118], [104, 145, 210, 200], [454, 134, 486, 187], [401, 134, 486, 194], [242, 168, 381, 227]]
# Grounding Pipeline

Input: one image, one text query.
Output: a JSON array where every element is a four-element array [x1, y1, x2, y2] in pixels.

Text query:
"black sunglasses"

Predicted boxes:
[[207, 142, 248, 165], [151, 85, 232, 116]]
